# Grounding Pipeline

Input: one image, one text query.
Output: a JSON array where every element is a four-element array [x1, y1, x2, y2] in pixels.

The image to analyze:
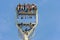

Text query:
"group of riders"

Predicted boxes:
[[16, 3, 37, 12]]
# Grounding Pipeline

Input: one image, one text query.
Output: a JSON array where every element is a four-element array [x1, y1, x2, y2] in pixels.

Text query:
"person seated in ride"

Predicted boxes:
[[31, 4, 37, 10], [17, 4, 21, 12], [26, 4, 31, 12], [17, 4, 24, 12]]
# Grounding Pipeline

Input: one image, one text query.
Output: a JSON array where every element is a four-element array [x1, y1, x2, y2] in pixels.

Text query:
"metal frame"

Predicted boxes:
[[16, 4, 38, 40]]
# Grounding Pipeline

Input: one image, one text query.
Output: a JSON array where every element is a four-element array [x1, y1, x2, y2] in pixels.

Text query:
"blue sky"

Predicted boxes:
[[0, 0, 60, 40]]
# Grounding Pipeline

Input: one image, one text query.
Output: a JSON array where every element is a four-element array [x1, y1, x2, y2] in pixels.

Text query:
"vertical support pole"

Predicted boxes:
[[23, 34, 29, 40]]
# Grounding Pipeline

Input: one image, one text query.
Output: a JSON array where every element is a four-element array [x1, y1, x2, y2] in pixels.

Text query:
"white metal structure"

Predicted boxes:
[[16, 3, 38, 40]]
